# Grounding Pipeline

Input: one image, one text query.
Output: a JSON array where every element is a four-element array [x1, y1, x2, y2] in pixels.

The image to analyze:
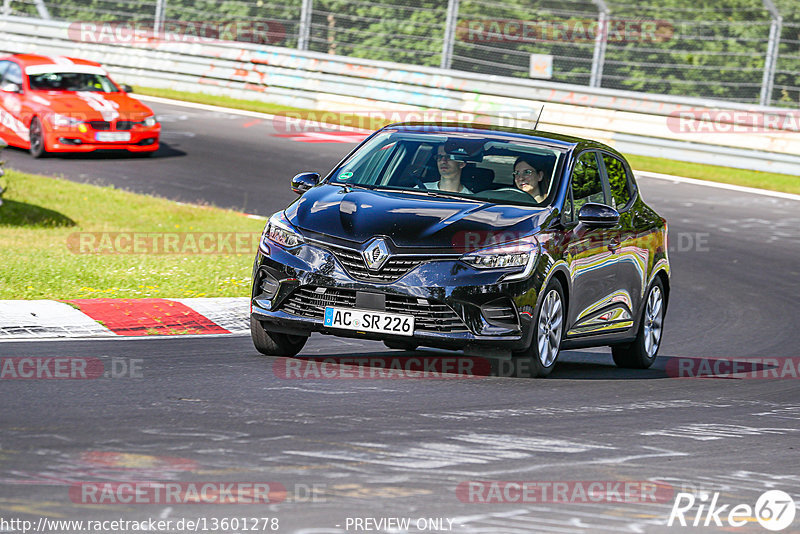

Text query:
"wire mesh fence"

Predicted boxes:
[[3, 0, 798, 107]]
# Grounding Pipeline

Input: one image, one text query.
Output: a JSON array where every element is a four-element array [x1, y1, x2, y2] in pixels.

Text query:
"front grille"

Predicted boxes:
[[87, 120, 111, 130], [282, 287, 356, 316], [280, 286, 468, 333], [86, 120, 139, 131], [313, 241, 458, 283]]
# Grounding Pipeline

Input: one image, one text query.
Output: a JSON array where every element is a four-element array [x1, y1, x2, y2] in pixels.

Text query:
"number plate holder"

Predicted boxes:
[[323, 306, 415, 336], [95, 131, 131, 142]]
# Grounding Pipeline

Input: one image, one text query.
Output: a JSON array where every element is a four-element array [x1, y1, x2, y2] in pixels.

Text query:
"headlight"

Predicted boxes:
[[143, 115, 157, 127], [461, 236, 539, 281], [51, 113, 82, 127], [263, 211, 304, 249]]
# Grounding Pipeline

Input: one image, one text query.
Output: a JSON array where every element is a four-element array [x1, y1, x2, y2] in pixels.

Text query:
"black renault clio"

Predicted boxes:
[[250, 123, 669, 377]]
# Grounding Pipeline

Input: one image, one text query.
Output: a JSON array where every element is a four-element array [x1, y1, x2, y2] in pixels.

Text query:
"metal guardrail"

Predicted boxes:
[[1, 15, 799, 176], [5, 0, 798, 107]]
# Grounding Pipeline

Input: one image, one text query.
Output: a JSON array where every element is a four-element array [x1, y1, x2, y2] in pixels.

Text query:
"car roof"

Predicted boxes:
[[1, 54, 103, 69], [383, 122, 623, 157]]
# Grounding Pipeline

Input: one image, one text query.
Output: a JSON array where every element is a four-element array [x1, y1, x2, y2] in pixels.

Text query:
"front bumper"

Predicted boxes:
[[251, 240, 544, 353], [45, 125, 160, 153]]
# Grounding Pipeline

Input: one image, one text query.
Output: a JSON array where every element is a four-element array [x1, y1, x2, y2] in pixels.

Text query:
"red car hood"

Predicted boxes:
[[29, 91, 154, 121]]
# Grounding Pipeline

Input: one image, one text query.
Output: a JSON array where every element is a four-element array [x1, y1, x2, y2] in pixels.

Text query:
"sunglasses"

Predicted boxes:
[[435, 154, 457, 161], [512, 169, 540, 177]]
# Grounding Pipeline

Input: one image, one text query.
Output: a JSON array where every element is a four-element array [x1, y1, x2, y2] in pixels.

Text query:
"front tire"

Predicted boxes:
[[250, 316, 307, 357], [29, 117, 47, 158], [515, 278, 565, 378], [612, 278, 665, 369]]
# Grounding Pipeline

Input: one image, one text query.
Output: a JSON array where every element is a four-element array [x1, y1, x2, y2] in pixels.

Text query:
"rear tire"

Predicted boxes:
[[383, 340, 418, 351], [514, 278, 565, 378], [29, 117, 47, 158], [612, 278, 665, 369], [250, 316, 307, 357]]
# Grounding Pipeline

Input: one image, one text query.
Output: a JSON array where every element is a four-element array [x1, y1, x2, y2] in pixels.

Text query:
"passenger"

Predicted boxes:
[[512, 155, 547, 203]]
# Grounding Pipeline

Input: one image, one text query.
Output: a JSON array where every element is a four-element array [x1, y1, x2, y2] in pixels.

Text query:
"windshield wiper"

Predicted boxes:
[[340, 182, 374, 192], [422, 189, 481, 202]]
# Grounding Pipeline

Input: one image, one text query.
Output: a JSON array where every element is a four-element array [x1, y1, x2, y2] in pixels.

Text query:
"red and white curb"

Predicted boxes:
[[0, 298, 249, 339]]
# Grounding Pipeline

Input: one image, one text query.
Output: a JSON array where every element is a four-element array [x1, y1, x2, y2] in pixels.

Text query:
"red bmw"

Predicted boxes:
[[0, 54, 160, 157]]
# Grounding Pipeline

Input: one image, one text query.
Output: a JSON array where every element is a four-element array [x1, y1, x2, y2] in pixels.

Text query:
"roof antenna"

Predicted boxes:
[[533, 105, 544, 130]]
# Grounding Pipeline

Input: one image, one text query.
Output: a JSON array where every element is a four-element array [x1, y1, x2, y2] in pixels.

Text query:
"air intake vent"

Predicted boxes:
[[481, 298, 519, 328]]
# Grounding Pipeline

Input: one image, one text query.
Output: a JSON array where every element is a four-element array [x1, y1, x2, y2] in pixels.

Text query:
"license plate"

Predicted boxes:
[[95, 132, 131, 142], [323, 307, 415, 336]]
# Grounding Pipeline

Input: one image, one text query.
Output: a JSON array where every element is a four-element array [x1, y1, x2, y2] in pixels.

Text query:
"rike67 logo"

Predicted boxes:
[[668, 490, 796, 531]]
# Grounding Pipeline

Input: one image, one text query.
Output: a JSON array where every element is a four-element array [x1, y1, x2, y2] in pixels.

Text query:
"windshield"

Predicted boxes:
[[329, 131, 564, 207], [28, 72, 120, 92]]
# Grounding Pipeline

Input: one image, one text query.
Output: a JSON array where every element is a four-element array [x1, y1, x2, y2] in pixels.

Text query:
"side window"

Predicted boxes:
[[602, 154, 632, 210], [0, 61, 10, 84], [4, 62, 22, 86], [569, 151, 604, 220]]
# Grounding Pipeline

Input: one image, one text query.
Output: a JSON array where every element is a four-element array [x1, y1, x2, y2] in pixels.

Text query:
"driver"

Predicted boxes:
[[513, 155, 547, 203], [421, 145, 471, 193]]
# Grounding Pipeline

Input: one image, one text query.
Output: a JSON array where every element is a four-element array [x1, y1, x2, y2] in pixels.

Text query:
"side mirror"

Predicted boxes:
[[291, 172, 319, 195], [120, 84, 133, 93], [0, 82, 21, 93], [578, 203, 620, 228]]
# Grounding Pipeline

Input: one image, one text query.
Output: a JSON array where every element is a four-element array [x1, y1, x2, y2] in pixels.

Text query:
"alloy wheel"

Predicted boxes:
[[537, 289, 563, 367], [643, 285, 664, 357]]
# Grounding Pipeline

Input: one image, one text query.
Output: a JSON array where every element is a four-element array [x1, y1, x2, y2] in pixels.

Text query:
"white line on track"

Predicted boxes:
[[635, 170, 800, 202]]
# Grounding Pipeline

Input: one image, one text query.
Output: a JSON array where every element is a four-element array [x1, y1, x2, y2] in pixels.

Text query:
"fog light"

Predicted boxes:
[[258, 270, 280, 298], [481, 298, 519, 328]]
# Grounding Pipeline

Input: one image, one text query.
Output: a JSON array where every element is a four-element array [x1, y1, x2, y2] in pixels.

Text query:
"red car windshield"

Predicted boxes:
[[28, 72, 119, 92]]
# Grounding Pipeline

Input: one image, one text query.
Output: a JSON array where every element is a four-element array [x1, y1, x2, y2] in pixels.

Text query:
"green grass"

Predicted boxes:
[[627, 155, 800, 195], [0, 169, 265, 300], [136, 86, 799, 194]]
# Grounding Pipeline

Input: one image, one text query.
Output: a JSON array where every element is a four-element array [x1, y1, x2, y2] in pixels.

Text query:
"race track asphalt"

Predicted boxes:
[[1, 100, 799, 533]]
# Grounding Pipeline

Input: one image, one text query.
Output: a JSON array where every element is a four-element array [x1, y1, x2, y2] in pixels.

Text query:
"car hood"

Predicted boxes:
[[28, 91, 154, 121], [286, 184, 551, 249]]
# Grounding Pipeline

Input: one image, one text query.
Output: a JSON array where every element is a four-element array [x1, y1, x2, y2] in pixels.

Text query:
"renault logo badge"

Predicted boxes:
[[362, 238, 390, 271]]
